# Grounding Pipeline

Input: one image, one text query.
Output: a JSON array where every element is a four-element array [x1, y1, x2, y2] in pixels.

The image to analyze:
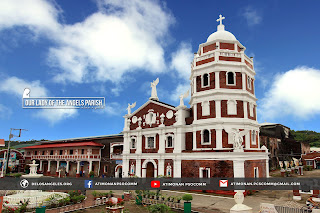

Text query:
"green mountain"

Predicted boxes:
[[291, 130, 320, 147]]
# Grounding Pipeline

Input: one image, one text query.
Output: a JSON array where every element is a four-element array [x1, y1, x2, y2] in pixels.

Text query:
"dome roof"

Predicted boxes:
[[207, 29, 237, 42]]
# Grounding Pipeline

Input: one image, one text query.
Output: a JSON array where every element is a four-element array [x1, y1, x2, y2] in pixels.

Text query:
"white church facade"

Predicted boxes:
[[121, 15, 269, 180]]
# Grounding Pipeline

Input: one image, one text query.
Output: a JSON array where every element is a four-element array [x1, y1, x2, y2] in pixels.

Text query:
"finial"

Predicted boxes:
[[216, 14, 225, 31], [216, 14, 225, 25]]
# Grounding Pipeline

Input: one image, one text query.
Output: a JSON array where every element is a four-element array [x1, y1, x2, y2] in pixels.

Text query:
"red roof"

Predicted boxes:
[[23, 141, 104, 149], [0, 139, 4, 147]]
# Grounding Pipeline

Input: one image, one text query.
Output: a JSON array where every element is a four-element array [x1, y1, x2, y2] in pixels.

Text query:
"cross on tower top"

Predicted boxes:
[[216, 14, 225, 25]]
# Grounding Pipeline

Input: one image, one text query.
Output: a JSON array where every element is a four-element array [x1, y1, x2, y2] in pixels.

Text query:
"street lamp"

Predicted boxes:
[[3, 128, 28, 176]]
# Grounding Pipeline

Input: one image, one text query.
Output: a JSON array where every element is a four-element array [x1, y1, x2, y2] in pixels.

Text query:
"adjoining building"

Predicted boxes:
[[121, 15, 269, 180], [22, 134, 123, 177], [259, 123, 310, 170]]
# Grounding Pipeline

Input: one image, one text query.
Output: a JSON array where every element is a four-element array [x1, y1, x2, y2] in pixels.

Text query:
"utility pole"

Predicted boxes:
[[4, 128, 27, 176]]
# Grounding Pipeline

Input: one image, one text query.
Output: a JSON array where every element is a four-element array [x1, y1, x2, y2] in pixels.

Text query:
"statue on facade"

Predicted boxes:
[[150, 78, 159, 101], [127, 102, 136, 115], [224, 127, 248, 152], [179, 90, 189, 107]]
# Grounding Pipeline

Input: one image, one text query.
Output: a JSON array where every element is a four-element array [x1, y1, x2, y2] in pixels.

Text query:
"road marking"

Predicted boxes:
[[162, 190, 234, 200]]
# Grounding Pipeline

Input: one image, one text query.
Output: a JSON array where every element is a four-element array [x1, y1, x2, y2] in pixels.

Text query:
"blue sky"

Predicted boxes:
[[0, 0, 320, 141]]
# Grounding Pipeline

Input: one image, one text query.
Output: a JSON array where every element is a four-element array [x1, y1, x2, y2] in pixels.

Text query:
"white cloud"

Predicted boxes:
[[169, 42, 193, 105], [0, 103, 12, 119], [259, 66, 320, 120], [0, 0, 60, 34], [49, 0, 174, 84], [0, 76, 48, 97], [169, 83, 190, 104], [170, 42, 193, 80], [0, 0, 174, 86], [0, 76, 77, 124], [242, 6, 262, 26], [95, 102, 125, 116]]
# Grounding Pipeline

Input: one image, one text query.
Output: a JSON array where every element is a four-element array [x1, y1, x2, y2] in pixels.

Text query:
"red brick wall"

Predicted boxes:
[[245, 60, 253, 69], [237, 45, 241, 52], [196, 72, 215, 92], [219, 56, 241, 62], [219, 71, 242, 89], [203, 43, 216, 53], [185, 132, 193, 151], [196, 57, 215, 66], [164, 159, 174, 177], [130, 149, 136, 153], [142, 134, 159, 153], [222, 130, 233, 148], [181, 160, 233, 178], [221, 100, 244, 118], [220, 42, 234, 50], [244, 160, 266, 178], [130, 102, 176, 130], [197, 101, 216, 119]]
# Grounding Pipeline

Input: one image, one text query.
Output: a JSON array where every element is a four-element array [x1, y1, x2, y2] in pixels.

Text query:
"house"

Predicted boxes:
[[22, 134, 123, 177]]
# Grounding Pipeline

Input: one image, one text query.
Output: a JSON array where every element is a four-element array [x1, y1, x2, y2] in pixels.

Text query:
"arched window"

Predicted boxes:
[[227, 100, 237, 115], [202, 129, 210, 144], [203, 73, 209, 87], [227, 72, 235, 85]]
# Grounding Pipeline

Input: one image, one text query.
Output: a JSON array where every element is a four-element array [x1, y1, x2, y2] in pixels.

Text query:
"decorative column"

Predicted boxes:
[[174, 128, 184, 153], [215, 128, 223, 149], [215, 71, 220, 89], [76, 161, 80, 178], [194, 104, 197, 121], [158, 129, 165, 154], [47, 160, 51, 175], [89, 161, 93, 173], [173, 158, 181, 178], [56, 161, 60, 176], [158, 159, 165, 176], [66, 161, 70, 175], [230, 160, 252, 213], [242, 73, 246, 90], [136, 132, 142, 154], [215, 100, 221, 118], [39, 160, 43, 172], [136, 158, 141, 177], [192, 130, 197, 150], [243, 101, 248, 119], [266, 159, 269, 178], [122, 157, 129, 178]]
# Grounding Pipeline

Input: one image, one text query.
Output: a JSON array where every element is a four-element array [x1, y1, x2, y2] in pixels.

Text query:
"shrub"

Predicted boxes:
[[148, 204, 171, 213], [182, 194, 193, 202], [89, 171, 95, 177]]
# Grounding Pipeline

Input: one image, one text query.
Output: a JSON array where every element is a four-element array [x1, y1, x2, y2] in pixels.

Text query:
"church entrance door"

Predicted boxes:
[[146, 162, 154, 177]]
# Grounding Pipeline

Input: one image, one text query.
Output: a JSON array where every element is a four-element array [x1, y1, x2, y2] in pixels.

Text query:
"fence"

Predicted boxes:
[[274, 205, 311, 213]]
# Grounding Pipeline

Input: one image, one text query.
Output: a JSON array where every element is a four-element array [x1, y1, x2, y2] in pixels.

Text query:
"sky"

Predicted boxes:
[[0, 0, 320, 141]]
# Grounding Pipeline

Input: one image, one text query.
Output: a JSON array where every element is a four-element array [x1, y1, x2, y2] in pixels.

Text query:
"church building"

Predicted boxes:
[[122, 15, 269, 179]]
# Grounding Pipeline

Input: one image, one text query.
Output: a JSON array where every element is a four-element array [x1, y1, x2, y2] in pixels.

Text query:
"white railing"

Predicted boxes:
[[110, 153, 123, 159], [195, 53, 214, 62], [219, 51, 241, 58], [27, 154, 100, 160]]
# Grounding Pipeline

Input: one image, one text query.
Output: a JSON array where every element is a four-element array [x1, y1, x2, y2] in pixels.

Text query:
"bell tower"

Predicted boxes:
[[189, 15, 259, 151]]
